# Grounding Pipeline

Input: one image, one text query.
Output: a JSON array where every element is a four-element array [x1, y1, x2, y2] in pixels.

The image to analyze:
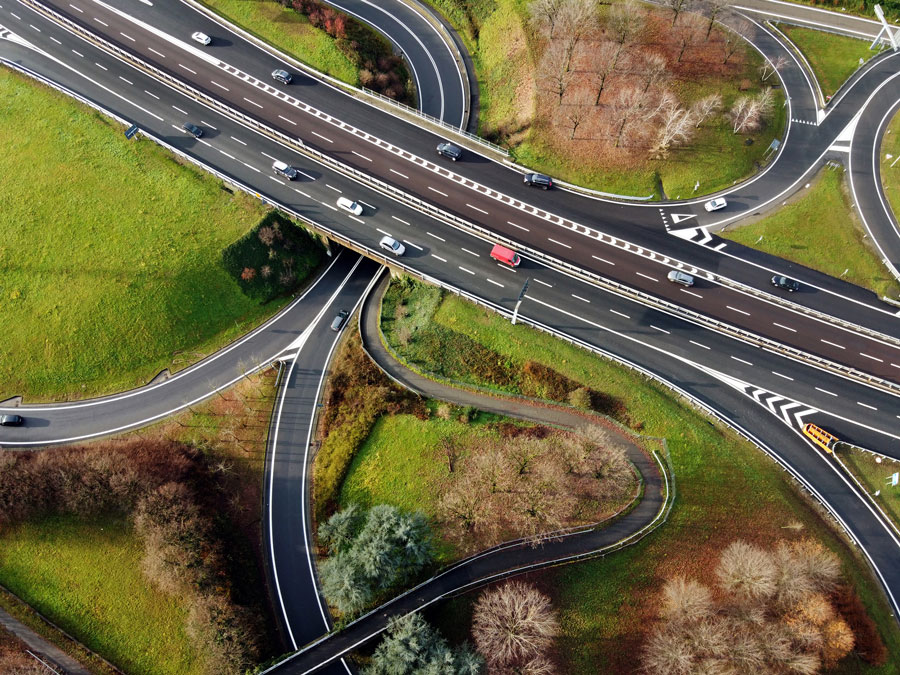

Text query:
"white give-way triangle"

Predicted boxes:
[[670, 213, 696, 224]]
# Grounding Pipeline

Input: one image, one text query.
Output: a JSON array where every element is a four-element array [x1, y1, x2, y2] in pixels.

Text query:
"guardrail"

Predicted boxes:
[[23, 0, 900, 398]]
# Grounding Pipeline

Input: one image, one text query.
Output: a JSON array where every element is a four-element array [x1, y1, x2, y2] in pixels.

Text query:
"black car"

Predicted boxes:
[[182, 122, 203, 138], [524, 172, 553, 189], [330, 309, 350, 332], [771, 275, 800, 292], [271, 69, 292, 84], [0, 414, 24, 426], [436, 142, 462, 161]]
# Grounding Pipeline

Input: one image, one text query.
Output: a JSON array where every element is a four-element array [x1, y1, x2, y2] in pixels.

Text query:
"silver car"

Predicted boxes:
[[667, 270, 695, 287]]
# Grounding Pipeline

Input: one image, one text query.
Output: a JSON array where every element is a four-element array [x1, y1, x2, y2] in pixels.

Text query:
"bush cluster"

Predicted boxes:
[[0, 440, 264, 674], [220, 212, 322, 303], [276, 0, 412, 102]]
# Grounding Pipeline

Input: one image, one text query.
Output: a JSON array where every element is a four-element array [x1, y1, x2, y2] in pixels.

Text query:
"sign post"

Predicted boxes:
[[872, 5, 898, 51], [124, 124, 139, 139], [511, 278, 530, 326]]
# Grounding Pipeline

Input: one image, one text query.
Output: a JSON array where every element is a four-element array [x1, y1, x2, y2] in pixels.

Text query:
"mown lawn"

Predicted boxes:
[[383, 280, 900, 673], [879, 110, 900, 264], [841, 448, 900, 531], [0, 515, 206, 675], [781, 24, 880, 99], [0, 67, 299, 400], [200, 0, 358, 84], [723, 168, 900, 299]]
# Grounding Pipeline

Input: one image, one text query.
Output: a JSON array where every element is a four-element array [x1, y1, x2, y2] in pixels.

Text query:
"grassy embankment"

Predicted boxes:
[[424, 0, 785, 198], [0, 371, 280, 675], [199, 0, 358, 85], [879, 110, 900, 263], [377, 278, 900, 674], [723, 168, 900, 299], [841, 449, 900, 531], [781, 25, 880, 99], [0, 67, 294, 400]]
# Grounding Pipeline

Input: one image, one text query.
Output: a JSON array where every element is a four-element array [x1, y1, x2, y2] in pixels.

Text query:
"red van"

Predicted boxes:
[[490, 244, 521, 267]]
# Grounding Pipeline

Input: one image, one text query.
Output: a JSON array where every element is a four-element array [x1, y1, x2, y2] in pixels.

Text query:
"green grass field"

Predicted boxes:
[[879, 111, 900, 256], [0, 515, 206, 675], [841, 449, 900, 531], [200, 0, 358, 84], [782, 24, 880, 99], [0, 67, 299, 400], [724, 168, 900, 299], [383, 281, 900, 673]]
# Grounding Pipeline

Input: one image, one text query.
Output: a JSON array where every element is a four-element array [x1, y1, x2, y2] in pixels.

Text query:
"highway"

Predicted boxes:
[[1, 0, 900, 667]]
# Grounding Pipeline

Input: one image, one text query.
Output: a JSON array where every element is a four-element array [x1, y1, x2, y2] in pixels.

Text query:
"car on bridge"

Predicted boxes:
[[337, 197, 363, 215], [272, 160, 298, 180], [436, 142, 462, 161], [379, 236, 405, 256], [181, 122, 203, 138]]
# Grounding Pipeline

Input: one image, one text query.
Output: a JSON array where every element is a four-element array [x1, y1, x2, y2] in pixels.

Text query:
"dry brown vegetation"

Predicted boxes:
[[438, 424, 637, 554], [521, 0, 777, 171], [0, 627, 46, 675], [642, 538, 886, 674], [0, 440, 266, 674]]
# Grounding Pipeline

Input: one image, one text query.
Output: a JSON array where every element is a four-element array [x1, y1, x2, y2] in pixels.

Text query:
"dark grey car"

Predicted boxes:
[[0, 414, 24, 426], [524, 172, 553, 189], [771, 275, 800, 292], [182, 122, 203, 138], [436, 142, 462, 161], [330, 310, 350, 332]]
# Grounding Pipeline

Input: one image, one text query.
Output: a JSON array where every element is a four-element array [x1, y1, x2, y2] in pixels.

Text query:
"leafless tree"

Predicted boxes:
[[705, 0, 732, 38], [529, 0, 565, 38], [640, 52, 670, 93], [759, 54, 788, 81], [661, 576, 713, 623], [540, 39, 576, 103], [585, 41, 623, 104], [730, 88, 774, 133], [690, 92, 722, 127], [651, 103, 696, 158], [472, 581, 558, 668], [665, 0, 692, 26], [716, 540, 776, 599], [722, 20, 749, 64], [608, 0, 645, 47], [674, 12, 706, 62], [557, 0, 599, 46], [564, 104, 590, 139]]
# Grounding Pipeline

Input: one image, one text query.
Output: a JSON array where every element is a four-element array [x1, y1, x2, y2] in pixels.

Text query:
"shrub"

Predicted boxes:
[[831, 585, 888, 665], [367, 614, 482, 675], [220, 212, 322, 303], [568, 386, 592, 410]]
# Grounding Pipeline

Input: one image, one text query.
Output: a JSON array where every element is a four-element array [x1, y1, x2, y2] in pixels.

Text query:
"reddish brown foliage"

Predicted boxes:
[[831, 585, 888, 666]]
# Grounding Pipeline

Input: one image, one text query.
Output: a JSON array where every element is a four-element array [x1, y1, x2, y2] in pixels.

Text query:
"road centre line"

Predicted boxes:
[[148, 47, 165, 58], [432, 254, 447, 262], [69, 3, 83, 11], [312, 131, 332, 143], [821, 339, 845, 349], [242, 162, 260, 173], [359, 201, 377, 210], [269, 176, 285, 185], [547, 238, 572, 248], [294, 189, 311, 198], [731, 356, 753, 365], [815, 387, 838, 397], [507, 220, 529, 232], [218, 149, 235, 160], [325, 184, 342, 192], [390, 169, 409, 179], [278, 115, 296, 125], [427, 232, 445, 241], [592, 255, 614, 265], [171, 104, 187, 115], [459, 266, 475, 275], [428, 186, 448, 197], [119, 32, 135, 42], [651, 325, 670, 334], [689, 340, 710, 350], [858, 401, 878, 410], [9, 11, 20, 18], [572, 294, 590, 303], [376, 228, 391, 237], [487, 279, 504, 288], [231, 136, 247, 145], [860, 353, 884, 362], [118, 76, 133, 85], [403, 240, 423, 251], [29, 24, 40, 31], [772, 322, 796, 332], [533, 279, 552, 287], [71, 49, 84, 57], [772, 371, 794, 381], [201, 121, 217, 130], [635, 272, 658, 282], [243, 97, 264, 109], [467, 203, 489, 214], [297, 170, 315, 181], [461, 248, 480, 257], [727, 305, 751, 316], [352, 150, 372, 162], [261, 151, 278, 161], [322, 202, 338, 211], [392, 216, 410, 226], [94, 62, 108, 70], [178, 63, 197, 74], [93, 17, 107, 26], [610, 309, 630, 319], [144, 89, 159, 99], [681, 289, 703, 299], [211, 80, 229, 91], [50, 36, 62, 44]]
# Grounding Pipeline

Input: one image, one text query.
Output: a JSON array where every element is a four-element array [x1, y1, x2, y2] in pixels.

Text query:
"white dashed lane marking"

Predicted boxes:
[[772, 322, 796, 332], [487, 279, 504, 288], [610, 309, 630, 319], [547, 238, 571, 249], [858, 402, 877, 411], [815, 387, 837, 397], [689, 340, 710, 350], [432, 254, 447, 262], [651, 325, 670, 334], [428, 187, 448, 197], [427, 232, 445, 242], [390, 169, 408, 179], [731, 356, 752, 366], [460, 248, 480, 257], [571, 294, 590, 303], [821, 339, 845, 349], [459, 266, 475, 275], [312, 131, 332, 143], [635, 272, 658, 282], [727, 306, 750, 316]]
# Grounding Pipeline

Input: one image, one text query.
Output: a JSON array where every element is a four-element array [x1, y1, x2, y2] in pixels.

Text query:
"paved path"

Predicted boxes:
[[0, 606, 92, 675]]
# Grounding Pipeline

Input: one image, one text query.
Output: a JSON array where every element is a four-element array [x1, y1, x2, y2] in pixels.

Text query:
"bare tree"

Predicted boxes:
[[674, 12, 706, 63], [608, 0, 645, 47], [585, 41, 623, 104], [529, 0, 565, 38], [540, 39, 576, 103], [716, 540, 776, 599], [690, 92, 722, 127], [661, 576, 713, 623], [564, 104, 590, 139], [705, 0, 732, 37], [557, 0, 599, 46], [722, 21, 749, 64], [665, 0, 692, 26], [730, 88, 774, 134], [651, 102, 696, 158], [640, 52, 670, 93], [472, 581, 558, 668], [759, 54, 788, 81]]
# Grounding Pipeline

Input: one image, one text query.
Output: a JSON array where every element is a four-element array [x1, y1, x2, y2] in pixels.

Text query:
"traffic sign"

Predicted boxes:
[[124, 124, 139, 139]]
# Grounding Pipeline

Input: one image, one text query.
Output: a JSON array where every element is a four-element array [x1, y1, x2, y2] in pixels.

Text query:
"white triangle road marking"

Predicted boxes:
[[670, 213, 696, 224]]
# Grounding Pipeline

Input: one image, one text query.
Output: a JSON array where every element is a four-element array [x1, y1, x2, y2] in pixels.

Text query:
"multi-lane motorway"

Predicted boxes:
[[2, 0, 900, 668]]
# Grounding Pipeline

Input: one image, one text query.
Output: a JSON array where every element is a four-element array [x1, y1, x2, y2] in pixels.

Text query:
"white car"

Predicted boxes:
[[667, 270, 695, 287], [336, 197, 363, 216], [191, 31, 212, 45], [379, 236, 405, 256], [704, 197, 727, 212]]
